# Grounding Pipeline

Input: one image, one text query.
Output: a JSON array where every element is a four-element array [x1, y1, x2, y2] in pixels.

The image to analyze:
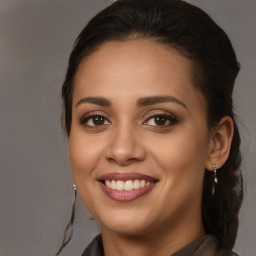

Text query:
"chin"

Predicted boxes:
[[98, 209, 155, 236]]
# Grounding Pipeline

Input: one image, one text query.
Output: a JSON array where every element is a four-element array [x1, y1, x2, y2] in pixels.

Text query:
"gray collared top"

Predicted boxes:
[[81, 234, 239, 256]]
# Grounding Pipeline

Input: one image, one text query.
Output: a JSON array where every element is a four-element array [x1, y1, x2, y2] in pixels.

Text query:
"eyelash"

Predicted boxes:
[[80, 112, 178, 129], [143, 113, 178, 127], [80, 113, 111, 128]]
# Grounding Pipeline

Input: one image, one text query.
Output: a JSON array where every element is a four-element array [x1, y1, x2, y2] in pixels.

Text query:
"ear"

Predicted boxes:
[[205, 116, 234, 171]]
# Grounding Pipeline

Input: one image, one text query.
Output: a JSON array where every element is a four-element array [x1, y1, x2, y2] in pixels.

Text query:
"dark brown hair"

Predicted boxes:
[[59, 0, 243, 253]]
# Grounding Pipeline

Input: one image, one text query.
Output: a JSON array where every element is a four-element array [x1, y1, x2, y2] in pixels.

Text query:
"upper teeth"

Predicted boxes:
[[105, 180, 152, 191]]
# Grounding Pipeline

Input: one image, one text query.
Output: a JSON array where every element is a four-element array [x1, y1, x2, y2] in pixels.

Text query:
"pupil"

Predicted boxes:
[[93, 116, 104, 125], [155, 116, 166, 125]]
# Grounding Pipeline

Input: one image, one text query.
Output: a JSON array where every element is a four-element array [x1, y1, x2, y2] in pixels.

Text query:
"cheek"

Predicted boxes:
[[148, 126, 209, 194], [150, 133, 208, 221], [152, 130, 207, 167], [69, 127, 105, 181], [68, 128, 106, 216]]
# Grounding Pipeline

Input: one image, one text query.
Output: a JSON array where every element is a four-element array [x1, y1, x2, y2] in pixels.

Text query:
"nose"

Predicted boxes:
[[105, 126, 146, 166]]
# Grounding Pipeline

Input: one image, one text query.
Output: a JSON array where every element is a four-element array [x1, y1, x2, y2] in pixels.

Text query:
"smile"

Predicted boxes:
[[97, 172, 158, 201], [105, 180, 153, 191]]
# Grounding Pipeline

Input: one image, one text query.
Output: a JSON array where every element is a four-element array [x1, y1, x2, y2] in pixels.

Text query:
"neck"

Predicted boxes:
[[101, 214, 205, 256]]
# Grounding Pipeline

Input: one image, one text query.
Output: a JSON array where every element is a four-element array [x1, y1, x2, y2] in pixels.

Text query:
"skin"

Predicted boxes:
[[69, 39, 234, 256]]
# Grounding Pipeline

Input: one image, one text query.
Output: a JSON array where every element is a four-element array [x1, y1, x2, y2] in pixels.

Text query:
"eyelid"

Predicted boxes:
[[79, 110, 178, 128], [143, 110, 177, 121], [142, 110, 178, 127], [80, 111, 111, 126]]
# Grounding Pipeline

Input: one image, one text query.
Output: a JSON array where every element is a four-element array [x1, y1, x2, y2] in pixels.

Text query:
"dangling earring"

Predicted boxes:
[[212, 164, 218, 195], [56, 184, 77, 255]]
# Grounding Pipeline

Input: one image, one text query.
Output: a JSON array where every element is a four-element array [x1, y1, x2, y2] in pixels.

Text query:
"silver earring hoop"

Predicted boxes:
[[212, 164, 218, 195], [56, 184, 77, 255]]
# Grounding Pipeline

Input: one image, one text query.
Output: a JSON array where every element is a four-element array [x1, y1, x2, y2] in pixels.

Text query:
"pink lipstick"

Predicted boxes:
[[97, 172, 158, 201]]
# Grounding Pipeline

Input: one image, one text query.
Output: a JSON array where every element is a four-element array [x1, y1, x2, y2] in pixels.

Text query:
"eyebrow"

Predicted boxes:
[[75, 95, 187, 109], [76, 97, 111, 107], [137, 96, 187, 109]]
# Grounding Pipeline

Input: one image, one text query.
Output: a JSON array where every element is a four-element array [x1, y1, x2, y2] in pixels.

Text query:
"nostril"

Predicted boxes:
[[106, 156, 136, 166]]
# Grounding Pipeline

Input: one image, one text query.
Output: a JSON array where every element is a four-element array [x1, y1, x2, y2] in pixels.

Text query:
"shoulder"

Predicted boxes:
[[190, 235, 240, 256], [81, 234, 103, 256], [217, 249, 240, 256]]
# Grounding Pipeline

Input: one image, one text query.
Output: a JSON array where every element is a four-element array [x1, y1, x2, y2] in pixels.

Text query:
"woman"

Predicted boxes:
[[57, 0, 243, 255]]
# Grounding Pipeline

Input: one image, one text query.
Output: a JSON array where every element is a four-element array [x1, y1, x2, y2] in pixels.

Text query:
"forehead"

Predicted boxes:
[[73, 39, 206, 111]]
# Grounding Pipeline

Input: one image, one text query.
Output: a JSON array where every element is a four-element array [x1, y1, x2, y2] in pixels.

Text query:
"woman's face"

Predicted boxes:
[[69, 39, 212, 237]]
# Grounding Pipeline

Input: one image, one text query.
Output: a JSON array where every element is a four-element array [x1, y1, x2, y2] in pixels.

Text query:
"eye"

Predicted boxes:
[[80, 114, 111, 127], [143, 113, 178, 127]]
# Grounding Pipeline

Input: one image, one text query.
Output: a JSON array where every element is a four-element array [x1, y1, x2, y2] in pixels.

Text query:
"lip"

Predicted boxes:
[[97, 172, 158, 202], [97, 172, 157, 182]]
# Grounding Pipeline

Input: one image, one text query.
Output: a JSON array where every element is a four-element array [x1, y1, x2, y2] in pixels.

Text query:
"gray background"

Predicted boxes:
[[0, 0, 255, 255]]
